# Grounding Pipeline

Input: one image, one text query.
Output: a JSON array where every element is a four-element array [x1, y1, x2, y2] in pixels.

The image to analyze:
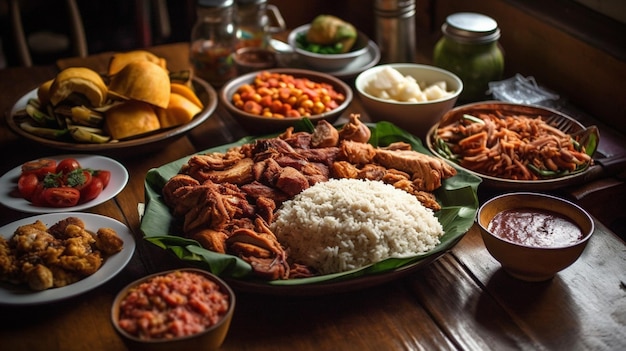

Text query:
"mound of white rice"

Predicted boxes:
[[271, 178, 444, 275]]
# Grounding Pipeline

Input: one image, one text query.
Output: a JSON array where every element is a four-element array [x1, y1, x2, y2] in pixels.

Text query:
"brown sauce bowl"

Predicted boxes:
[[477, 192, 594, 282]]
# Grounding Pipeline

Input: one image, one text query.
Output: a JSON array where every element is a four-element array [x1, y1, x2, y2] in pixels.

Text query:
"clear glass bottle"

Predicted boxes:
[[235, 0, 285, 49], [433, 12, 504, 102], [190, 0, 237, 88]]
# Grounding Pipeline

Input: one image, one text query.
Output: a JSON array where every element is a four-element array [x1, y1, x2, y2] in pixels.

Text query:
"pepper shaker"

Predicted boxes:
[[374, 0, 417, 63]]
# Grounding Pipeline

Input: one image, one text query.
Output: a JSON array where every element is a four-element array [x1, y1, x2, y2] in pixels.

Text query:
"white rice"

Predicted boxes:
[[271, 178, 444, 275]]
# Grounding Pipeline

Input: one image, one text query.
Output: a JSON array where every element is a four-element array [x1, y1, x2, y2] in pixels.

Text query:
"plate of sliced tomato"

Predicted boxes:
[[0, 154, 128, 213]]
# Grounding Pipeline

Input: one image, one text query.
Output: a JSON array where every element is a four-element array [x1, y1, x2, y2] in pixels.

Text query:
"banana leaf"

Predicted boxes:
[[141, 121, 482, 287]]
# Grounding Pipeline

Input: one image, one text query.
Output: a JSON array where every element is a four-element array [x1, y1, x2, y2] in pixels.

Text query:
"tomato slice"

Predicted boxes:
[[42, 187, 81, 207], [93, 170, 111, 188], [80, 177, 103, 203], [21, 159, 57, 178], [17, 173, 40, 201], [56, 158, 81, 174], [30, 183, 48, 206]]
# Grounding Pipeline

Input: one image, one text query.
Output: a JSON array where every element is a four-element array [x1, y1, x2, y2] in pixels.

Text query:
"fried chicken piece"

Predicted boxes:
[[94, 228, 124, 255], [391, 179, 441, 211], [227, 218, 289, 280], [0, 237, 19, 283], [201, 157, 254, 185], [162, 174, 200, 208], [311, 120, 339, 147], [190, 228, 228, 254], [295, 147, 341, 166], [48, 217, 85, 239], [255, 196, 276, 224], [241, 181, 290, 204], [375, 148, 457, 192], [331, 160, 359, 178], [339, 114, 371, 143], [275, 166, 309, 196], [58, 252, 102, 276], [340, 140, 376, 165], [381, 141, 412, 151], [25, 264, 54, 291], [49, 266, 81, 287], [12, 222, 58, 254], [357, 164, 387, 181]]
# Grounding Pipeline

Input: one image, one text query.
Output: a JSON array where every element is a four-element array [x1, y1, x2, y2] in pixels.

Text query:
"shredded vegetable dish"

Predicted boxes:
[[434, 112, 592, 180]]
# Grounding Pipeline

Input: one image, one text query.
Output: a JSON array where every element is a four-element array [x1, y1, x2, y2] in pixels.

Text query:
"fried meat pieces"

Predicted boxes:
[[0, 217, 124, 291], [161, 115, 456, 280]]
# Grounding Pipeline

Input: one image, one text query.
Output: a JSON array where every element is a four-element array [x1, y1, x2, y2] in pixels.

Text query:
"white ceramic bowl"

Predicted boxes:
[[287, 24, 370, 71], [355, 63, 462, 139]]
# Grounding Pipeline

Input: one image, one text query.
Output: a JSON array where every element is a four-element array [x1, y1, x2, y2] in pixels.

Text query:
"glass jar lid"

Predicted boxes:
[[442, 12, 500, 44]]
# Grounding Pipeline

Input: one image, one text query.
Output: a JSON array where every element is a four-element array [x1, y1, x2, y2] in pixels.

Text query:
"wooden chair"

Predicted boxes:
[[8, 0, 88, 66]]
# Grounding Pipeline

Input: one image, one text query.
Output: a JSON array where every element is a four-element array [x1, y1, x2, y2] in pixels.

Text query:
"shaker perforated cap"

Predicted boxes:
[[442, 12, 500, 44], [198, 0, 234, 7]]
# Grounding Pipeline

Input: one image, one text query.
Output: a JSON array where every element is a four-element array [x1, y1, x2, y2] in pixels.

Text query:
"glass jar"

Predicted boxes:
[[433, 12, 504, 102], [190, 0, 237, 88], [235, 0, 285, 49]]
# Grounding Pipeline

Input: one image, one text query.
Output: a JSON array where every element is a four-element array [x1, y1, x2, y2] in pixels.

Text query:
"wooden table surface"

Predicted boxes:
[[1, 43, 625, 351]]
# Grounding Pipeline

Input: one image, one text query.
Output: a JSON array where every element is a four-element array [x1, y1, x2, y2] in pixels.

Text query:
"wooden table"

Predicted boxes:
[[1, 43, 625, 351]]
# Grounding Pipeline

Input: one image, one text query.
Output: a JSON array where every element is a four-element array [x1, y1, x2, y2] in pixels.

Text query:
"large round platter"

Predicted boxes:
[[0, 154, 128, 213], [140, 121, 481, 296], [0, 212, 135, 305], [425, 101, 599, 191], [7, 77, 217, 155]]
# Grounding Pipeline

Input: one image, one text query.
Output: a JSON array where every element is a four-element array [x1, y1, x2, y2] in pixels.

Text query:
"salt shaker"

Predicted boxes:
[[190, 0, 238, 88], [374, 0, 417, 63]]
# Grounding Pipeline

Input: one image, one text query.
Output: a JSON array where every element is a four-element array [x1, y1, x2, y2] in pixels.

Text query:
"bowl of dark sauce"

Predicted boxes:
[[477, 192, 594, 282]]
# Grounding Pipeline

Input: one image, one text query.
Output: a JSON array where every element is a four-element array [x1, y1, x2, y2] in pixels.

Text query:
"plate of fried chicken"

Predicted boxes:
[[0, 213, 135, 305], [141, 116, 481, 295]]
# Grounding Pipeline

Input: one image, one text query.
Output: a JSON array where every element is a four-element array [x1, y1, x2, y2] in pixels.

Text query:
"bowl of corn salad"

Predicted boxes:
[[111, 268, 235, 351], [220, 68, 353, 135]]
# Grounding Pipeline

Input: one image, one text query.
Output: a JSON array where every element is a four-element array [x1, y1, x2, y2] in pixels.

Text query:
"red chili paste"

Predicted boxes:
[[487, 208, 583, 248], [117, 271, 229, 340]]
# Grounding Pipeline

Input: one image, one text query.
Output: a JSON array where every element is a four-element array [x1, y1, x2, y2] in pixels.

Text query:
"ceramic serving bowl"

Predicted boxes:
[[355, 63, 462, 139], [220, 68, 352, 135], [111, 268, 235, 351], [287, 24, 370, 71], [477, 192, 594, 282], [425, 101, 599, 191]]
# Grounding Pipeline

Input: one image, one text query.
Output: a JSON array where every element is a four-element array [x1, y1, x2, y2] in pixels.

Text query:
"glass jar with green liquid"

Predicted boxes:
[[433, 12, 504, 102]]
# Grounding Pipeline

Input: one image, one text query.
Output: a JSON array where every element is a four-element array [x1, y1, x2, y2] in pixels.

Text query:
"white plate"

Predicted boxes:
[[278, 40, 381, 80], [0, 154, 129, 213], [0, 212, 135, 305]]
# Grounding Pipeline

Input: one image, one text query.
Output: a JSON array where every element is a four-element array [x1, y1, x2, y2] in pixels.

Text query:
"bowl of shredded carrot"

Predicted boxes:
[[426, 101, 599, 190]]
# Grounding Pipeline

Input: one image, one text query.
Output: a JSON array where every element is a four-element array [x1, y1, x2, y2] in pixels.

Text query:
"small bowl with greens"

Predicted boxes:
[[288, 22, 370, 71]]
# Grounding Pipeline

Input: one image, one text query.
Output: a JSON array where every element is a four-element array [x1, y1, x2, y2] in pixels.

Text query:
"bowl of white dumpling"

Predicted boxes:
[[355, 63, 462, 139]]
